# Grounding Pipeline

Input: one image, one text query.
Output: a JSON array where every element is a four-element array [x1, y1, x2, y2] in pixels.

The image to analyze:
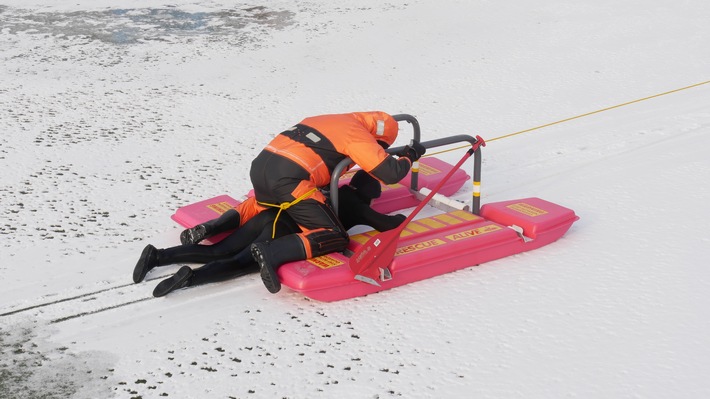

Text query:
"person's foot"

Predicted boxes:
[[133, 244, 159, 283], [180, 224, 207, 245], [250, 242, 281, 293], [152, 266, 193, 297]]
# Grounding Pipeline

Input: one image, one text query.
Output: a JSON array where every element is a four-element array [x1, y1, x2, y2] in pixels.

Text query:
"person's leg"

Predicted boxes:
[[252, 197, 349, 293], [152, 250, 259, 297], [133, 239, 242, 284], [179, 209, 240, 245], [249, 154, 348, 293], [190, 249, 259, 286], [179, 197, 267, 245]]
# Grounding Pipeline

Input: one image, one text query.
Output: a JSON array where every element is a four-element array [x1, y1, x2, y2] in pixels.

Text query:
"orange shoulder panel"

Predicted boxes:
[[300, 112, 397, 173], [263, 134, 330, 185]]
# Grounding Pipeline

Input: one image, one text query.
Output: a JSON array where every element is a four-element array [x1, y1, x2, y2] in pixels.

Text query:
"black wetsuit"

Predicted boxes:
[[155, 185, 404, 288], [156, 208, 299, 286]]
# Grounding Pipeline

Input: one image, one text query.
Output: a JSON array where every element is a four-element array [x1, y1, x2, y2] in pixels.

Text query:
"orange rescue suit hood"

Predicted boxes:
[[351, 111, 399, 147]]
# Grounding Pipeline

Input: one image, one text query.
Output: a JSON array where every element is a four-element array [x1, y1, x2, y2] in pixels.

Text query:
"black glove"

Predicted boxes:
[[395, 140, 426, 162], [392, 214, 407, 225]]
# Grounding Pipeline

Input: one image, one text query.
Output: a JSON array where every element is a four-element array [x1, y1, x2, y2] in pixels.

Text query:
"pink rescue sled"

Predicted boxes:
[[171, 114, 579, 301]]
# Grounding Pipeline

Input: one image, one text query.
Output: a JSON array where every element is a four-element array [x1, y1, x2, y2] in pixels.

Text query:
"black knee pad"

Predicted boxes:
[[306, 228, 349, 257]]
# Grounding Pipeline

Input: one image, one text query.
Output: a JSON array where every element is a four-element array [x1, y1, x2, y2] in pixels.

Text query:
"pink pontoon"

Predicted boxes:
[[172, 114, 579, 301]]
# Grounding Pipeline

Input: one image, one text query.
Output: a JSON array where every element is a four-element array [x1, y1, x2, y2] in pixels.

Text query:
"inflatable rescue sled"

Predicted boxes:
[[172, 114, 579, 301]]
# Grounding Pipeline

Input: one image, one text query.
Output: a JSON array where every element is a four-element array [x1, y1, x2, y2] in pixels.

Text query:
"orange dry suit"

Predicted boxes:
[[237, 111, 413, 264]]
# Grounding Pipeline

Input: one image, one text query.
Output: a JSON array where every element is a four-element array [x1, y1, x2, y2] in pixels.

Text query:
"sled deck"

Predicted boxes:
[[279, 196, 577, 301]]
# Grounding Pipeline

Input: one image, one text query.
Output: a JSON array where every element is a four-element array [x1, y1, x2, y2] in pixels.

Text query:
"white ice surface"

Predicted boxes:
[[1, 1, 709, 398]]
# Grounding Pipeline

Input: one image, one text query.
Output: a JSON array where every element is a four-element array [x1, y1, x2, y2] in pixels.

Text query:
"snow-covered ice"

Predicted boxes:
[[1, 0, 709, 398]]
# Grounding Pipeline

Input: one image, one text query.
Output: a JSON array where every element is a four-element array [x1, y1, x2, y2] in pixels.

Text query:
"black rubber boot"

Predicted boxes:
[[251, 242, 280, 293], [180, 224, 207, 245], [250, 235, 306, 294], [133, 244, 159, 283], [180, 209, 240, 245], [152, 266, 193, 297]]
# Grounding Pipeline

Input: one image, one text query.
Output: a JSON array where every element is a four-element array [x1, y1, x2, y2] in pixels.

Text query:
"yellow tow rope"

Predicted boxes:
[[257, 187, 318, 238], [424, 79, 710, 157]]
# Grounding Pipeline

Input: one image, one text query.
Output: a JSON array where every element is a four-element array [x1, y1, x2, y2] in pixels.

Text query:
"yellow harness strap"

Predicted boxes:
[[257, 187, 318, 238]]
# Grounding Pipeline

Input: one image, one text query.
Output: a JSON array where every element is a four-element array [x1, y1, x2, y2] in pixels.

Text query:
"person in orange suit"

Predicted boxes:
[[243, 111, 425, 293]]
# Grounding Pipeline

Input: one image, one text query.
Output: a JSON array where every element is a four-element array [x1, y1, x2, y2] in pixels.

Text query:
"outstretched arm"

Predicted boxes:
[[338, 186, 405, 232]]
